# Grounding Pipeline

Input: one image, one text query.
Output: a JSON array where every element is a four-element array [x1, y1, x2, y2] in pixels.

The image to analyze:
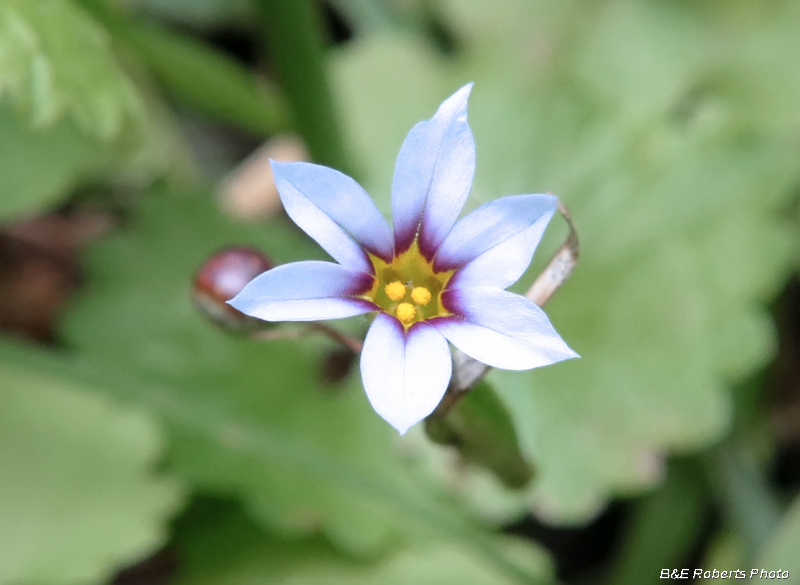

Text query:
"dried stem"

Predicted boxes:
[[308, 323, 364, 354], [250, 323, 363, 354]]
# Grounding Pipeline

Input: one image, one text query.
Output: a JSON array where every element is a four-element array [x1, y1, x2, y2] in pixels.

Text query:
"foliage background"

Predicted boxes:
[[0, 1, 798, 584]]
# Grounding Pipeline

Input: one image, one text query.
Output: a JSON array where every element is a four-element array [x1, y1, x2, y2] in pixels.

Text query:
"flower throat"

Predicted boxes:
[[362, 239, 454, 328]]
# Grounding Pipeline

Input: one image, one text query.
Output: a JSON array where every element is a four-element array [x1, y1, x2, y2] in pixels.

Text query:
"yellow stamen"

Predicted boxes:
[[384, 280, 407, 301], [411, 286, 432, 306], [396, 302, 415, 324]]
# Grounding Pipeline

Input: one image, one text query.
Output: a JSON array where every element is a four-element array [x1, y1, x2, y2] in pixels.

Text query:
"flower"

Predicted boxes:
[[229, 84, 578, 434]]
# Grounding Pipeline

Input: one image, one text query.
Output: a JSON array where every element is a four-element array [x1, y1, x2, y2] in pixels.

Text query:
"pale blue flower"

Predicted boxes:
[[229, 84, 578, 434]]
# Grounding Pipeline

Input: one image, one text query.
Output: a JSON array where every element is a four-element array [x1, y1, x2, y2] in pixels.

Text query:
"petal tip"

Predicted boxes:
[[390, 420, 413, 436], [360, 317, 451, 437], [455, 81, 474, 98], [372, 404, 428, 436], [540, 193, 559, 207], [446, 82, 474, 114], [224, 293, 264, 320], [370, 390, 439, 436], [546, 344, 581, 366], [270, 159, 310, 181]]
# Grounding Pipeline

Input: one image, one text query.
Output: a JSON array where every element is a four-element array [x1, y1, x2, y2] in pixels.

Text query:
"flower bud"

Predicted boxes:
[[193, 246, 274, 330]]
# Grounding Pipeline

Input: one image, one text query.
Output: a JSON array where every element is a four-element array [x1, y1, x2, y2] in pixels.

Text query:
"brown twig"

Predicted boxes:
[[250, 322, 363, 354]]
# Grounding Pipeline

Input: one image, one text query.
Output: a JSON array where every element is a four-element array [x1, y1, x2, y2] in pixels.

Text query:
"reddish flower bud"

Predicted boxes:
[[193, 246, 274, 330]]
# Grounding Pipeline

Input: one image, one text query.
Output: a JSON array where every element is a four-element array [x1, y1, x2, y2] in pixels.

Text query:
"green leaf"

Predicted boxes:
[[173, 498, 553, 585], [756, 495, 800, 583], [0, 342, 183, 585], [330, 0, 800, 523], [705, 440, 782, 560], [77, 0, 290, 137], [608, 459, 707, 585], [0, 0, 144, 140], [698, 530, 747, 581], [133, 0, 253, 28], [426, 380, 533, 489], [0, 105, 107, 219], [125, 23, 289, 136]]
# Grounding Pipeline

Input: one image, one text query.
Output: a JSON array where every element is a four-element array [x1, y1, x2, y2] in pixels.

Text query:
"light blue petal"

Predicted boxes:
[[273, 161, 394, 272], [360, 314, 452, 434], [391, 84, 476, 256], [435, 194, 557, 289], [228, 261, 375, 321], [432, 287, 578, 370]]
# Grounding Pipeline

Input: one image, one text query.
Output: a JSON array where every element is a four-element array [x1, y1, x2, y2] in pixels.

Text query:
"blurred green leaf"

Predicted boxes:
[[0, 106, 107, 219], [0, 345, 183, 585], [331, 0, 800, 522], [77, 0, 290, 137], [133, 0, 253, 28], [62, 190, 399, 554], [756, 495, 800, 583], [330, 0, 407, 35], [0, 0, 144, 140], [705, 440, 781, 561], [124, 23, 289, 136], [699, 530, 747, 582], [174, 498, 552, 585], [608, 459, 707, 585], [426, 381, 533, 489]]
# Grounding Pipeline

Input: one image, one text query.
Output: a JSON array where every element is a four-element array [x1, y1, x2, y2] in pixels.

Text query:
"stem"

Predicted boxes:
[[705, 440, 782, 561], [607, 458, 707, 585], [251, 323, 363, 354], [254, 0, 354, 174], [309, 323, 363, 354]]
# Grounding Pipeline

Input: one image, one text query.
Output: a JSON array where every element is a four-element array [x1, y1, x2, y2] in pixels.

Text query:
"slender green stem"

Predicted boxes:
[[254, 0, 353, 174], [607, 459, 707, 585], [705, 440, 782, 561]]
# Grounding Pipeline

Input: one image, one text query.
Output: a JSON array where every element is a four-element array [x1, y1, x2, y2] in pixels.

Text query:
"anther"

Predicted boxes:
[[396, 302, 415, 324], [411, 286, 432, 306], [384, 281, 407, 301]]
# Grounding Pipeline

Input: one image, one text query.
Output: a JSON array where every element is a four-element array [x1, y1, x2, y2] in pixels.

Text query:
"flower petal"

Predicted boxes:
[[433, 287, 578, 370], [434, 194, 557, 289], [273, 161, 394, 271], [391, 84, 476, 256], [228, 261, 376, 321], [360, 314, 452, 434]]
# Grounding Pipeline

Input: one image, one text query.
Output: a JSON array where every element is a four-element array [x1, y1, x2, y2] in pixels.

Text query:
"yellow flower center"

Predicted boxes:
[[362, 239, 455, 328]]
